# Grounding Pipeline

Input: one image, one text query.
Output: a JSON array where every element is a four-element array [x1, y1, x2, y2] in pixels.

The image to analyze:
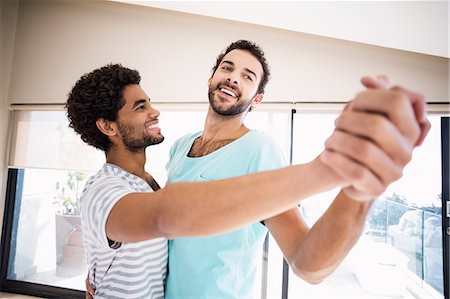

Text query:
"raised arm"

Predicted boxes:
[[266, 78, 429, 284]]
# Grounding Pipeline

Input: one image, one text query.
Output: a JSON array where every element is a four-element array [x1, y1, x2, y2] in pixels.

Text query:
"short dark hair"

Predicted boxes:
[[66, 64, 141, 152], [211, 40, 270, 94]]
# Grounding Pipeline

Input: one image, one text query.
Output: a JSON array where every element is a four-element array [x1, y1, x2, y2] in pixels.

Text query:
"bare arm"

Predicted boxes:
[[267, 78, 430, 284], [266, 192, 373, 284], [106, 157, 341, 242]]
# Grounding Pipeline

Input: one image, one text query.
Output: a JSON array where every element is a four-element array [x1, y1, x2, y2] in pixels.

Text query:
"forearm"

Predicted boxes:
[[156, 157, 343, 239], [289, 190, 374, 283]]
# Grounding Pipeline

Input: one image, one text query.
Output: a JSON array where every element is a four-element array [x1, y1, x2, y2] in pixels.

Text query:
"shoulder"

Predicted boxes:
[[246, 130, 277, 144], [81, 164, 145, 201], [89, 164, 134, 185], [244, 130, 282, 153], [245, 130, 287, 170]]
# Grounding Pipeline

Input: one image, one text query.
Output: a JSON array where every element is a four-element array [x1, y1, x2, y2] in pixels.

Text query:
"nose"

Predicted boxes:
[[227, 71, 239, 85], [148, 106, 160, 118]]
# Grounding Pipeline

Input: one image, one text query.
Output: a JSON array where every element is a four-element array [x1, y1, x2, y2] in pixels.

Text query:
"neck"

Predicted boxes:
[[105, 146, 147, 179], [201, 106, 249, 142]]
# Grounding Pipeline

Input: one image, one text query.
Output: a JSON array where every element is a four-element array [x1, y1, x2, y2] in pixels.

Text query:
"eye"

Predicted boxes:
[[243, 74, 253, 82], [222, 66, 232, 71], [135, 104, 145, 111]]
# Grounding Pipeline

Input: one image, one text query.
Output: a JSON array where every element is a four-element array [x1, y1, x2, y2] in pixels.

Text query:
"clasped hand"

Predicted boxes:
[[321, 76, 431, 201]]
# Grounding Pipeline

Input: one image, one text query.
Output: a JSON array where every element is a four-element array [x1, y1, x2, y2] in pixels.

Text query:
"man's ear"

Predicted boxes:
[[96, 118, 117, 137], [251, 93, 264, 108]]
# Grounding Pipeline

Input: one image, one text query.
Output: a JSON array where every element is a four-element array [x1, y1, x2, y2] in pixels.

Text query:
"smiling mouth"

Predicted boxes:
[[146, 123, 160, 130], [219, 87, 238, 98]]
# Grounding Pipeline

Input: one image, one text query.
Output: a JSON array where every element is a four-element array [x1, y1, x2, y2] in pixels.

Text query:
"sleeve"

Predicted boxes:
[[81, 175, 134, 250], [247, 134, 288, 226], [248, 133, 288, 173]]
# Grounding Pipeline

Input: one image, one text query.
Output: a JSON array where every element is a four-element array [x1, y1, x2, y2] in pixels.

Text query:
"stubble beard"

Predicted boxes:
[[208, 84, 252, 117], [118, 122, 164, 153]]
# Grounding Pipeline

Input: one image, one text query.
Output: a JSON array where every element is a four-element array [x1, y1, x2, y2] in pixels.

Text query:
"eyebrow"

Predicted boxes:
[[132, 99, 149, 109], [221, 60, 258, 80]]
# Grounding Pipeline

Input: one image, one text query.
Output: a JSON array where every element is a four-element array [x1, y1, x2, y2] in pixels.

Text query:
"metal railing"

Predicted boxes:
[[366, 198, 443, 295]]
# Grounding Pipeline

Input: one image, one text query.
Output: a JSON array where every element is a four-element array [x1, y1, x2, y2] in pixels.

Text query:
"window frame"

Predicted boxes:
[[441, 117, 449, 299], [0, 168, 85, 298]]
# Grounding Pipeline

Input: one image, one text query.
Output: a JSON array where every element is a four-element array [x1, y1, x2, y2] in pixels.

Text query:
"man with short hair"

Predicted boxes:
[[164, 40, 430, 298]]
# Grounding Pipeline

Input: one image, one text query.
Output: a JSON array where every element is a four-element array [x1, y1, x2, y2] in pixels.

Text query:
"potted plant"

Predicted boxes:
[[53, 171, 87, 277]]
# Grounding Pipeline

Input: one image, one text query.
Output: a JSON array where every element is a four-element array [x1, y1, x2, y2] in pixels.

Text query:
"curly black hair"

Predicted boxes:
[[211, 40, 270, 94], [66, 64, 141, 152]]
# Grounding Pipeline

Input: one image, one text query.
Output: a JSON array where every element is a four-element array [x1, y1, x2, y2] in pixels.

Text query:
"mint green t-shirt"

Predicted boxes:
[[165, 130, 286, 298]]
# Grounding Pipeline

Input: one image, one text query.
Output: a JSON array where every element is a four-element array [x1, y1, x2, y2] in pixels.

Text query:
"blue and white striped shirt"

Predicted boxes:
[[80, 163, 167, 299]]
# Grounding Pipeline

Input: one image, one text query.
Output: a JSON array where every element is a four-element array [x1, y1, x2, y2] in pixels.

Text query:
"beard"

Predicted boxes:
[[208, 82, 253, 116], [117, 122, 164, 153]]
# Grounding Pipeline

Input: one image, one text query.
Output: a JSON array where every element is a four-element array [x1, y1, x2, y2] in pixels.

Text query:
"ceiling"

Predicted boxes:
[[114, 1, 449, 58]]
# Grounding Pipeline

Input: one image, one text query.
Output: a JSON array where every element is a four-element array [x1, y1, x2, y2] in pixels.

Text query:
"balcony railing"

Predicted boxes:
[[366, 198, 443, 296]]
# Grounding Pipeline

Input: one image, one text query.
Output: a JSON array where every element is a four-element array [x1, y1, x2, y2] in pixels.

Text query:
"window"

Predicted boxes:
[[288, 111, 446, 299], [1, 110, 103, 296], [4, 168, 92, 290], [0, 104, 292, 297], [1, 105, 447, 299]]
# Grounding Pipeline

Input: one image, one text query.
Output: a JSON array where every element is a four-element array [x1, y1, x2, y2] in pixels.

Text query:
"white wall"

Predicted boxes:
[[127, 1, 449, 58], [7, 0, 449, 105]]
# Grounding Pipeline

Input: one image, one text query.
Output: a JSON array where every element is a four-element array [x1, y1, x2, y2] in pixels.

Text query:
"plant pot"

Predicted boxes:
[[55, 213, 87, 277]]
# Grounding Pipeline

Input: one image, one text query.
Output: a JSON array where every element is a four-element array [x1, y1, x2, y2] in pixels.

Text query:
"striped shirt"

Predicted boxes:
[[80, 163, 167, 299]]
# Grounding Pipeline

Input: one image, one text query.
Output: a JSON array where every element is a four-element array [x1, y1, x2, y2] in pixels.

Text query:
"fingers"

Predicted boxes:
[[334, 110, 413, 166], [361, 75, 390, 90], [85, 274, 95, 298], [348, 89, 421, 147], [361, 76, 430, 146], [322, 79, 430, 201], [322, 114, 407, 200], [390, 85, 431, 146], [320, 149, 386, 201], [324, 130, 405, 185]]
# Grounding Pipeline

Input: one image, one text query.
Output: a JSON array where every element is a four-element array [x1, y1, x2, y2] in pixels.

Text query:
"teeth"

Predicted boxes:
[[147, 123, 159, 129], [220, 88, 237, 97]]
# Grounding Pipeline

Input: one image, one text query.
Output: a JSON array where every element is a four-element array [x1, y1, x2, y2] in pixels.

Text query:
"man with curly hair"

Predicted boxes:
[[68, 48, 428, 297]]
